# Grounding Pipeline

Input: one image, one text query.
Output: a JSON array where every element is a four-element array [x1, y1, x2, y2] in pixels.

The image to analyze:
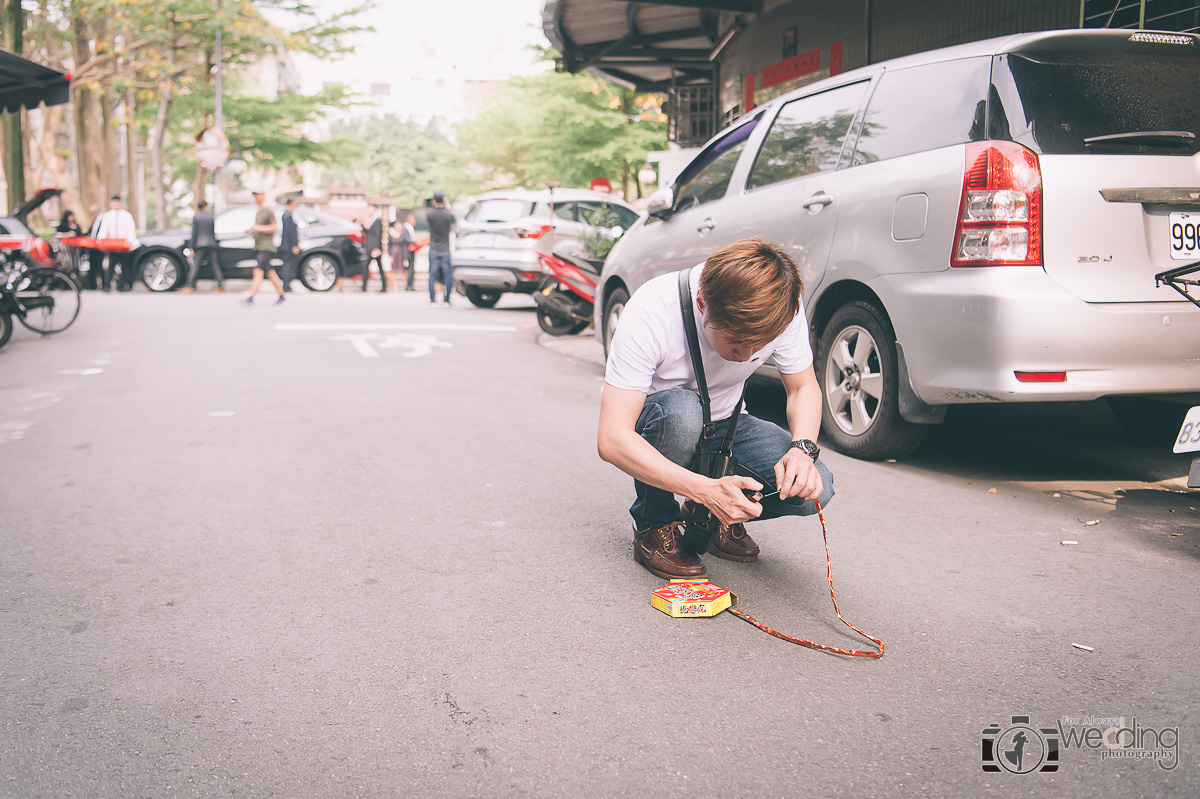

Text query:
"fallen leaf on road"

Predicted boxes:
[[1085, 520, 1100, 526], [987, 488, 997, 494]]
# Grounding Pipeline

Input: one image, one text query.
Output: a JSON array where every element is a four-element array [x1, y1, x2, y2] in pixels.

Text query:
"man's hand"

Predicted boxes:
[[774, 448, 823, 501], [291, 246, 300, 255], [372, 248, 381, 258], [694, 475, 764, 526]]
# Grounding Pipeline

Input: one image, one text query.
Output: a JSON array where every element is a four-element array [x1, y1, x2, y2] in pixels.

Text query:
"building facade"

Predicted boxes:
[[544, 0, 1200, 148]]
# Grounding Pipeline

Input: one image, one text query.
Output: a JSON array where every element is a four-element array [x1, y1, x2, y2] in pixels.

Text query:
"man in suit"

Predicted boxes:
[[181, 199, 223, 293], [361, 209, 384, 292], [401, 211, 418, 291], [93, 195, 140, 292], [279, 195, 301, 292]]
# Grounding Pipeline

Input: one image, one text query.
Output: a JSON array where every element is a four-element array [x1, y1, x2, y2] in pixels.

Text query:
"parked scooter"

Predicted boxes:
[[533, 250, 602, 336]]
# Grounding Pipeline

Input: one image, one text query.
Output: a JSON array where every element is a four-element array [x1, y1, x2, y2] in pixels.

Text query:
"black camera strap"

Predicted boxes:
[[678, 268, 743, 476]]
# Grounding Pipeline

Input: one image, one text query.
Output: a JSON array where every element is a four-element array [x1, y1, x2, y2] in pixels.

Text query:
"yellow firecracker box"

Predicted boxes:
[[651, 580, 737, 618]]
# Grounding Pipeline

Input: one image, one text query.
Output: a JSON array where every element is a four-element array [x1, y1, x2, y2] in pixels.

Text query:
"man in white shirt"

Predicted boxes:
[[597, 238, 834, 580], [93, 195, 141, 292]]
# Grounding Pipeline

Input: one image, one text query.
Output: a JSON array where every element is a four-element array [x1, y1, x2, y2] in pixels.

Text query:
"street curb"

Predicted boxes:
[[537, 330, 605, 367]]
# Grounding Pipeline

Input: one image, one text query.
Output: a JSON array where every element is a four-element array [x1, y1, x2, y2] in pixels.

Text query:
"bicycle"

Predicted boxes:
[[0, 264, 82, 349]]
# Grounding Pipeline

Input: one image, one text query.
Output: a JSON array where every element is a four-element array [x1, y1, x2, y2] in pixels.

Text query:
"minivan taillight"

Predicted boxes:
[[952, 141, 1042, 267], [347, 230, 364, 243]]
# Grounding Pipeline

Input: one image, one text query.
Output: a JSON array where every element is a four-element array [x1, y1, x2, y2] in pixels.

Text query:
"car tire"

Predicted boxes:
[[464, 285, 502, 308], [299, 253, 340, 292], [139, 251, 185, 292], [1106, 396, 1188, 445], [601, 286, 629, 358], [816, 301, 927, 460]]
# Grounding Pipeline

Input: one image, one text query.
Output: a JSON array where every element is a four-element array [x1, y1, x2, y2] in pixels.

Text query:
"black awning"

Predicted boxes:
[[0, 46, 70, 114], [542, 0, 725, 91]]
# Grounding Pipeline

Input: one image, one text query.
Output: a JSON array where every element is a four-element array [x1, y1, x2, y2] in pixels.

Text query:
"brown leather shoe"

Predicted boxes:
[[710, 522, 760, 562], [633, 521, 707, 580]]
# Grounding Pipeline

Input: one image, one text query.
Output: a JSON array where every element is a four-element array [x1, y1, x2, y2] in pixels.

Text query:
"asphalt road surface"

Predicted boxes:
[[2, 288, 1197, 798]]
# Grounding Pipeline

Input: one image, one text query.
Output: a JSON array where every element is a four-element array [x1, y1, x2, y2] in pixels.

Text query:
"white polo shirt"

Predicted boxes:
[[604, 264, 813, 420]]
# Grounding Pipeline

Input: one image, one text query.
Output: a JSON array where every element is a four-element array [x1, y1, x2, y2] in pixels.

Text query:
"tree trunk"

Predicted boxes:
[[71, 10, 105, 220], [36, 104, 83, 220], [149, 15, 176, 230], [2, 0, 25, 213]]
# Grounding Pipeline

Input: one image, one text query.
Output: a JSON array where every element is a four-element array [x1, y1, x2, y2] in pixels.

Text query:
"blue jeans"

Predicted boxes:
[[428, 250, 453, 302], [631, 388, 835, 532]]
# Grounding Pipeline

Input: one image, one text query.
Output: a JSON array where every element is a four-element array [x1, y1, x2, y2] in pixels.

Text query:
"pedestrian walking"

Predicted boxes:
[[361, 208, 385, 293], [596, 238, 834, 580], [242, 189, 286, 305], [426, 192, 455, 306], [93, 195, 140, 292], [180, 200, 224, 293], [279, 196, 301, 293]]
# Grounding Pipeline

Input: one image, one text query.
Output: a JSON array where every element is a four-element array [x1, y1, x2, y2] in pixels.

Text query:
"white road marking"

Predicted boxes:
[[274, 323, 518, 332], [58, 368, 104, 376], [334, 334, 381, 358], [209, 411, 236, 417]]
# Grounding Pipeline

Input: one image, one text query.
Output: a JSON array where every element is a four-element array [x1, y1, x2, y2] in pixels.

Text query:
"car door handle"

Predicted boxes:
[[698, 219, 716, 234], [802, 193, 834, 210]]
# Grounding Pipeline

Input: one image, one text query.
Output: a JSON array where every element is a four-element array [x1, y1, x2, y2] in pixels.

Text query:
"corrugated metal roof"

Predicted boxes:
[[542, 0, 727, 89]]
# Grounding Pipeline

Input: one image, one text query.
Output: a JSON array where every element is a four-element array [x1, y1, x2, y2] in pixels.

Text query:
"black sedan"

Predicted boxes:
[[135, 204, 365, 292]]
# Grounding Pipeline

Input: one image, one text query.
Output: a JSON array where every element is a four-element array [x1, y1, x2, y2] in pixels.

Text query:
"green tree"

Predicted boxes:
[[456, 69, 667, 197], [323, 114, 480, 208], [21, 0, 370, 226]]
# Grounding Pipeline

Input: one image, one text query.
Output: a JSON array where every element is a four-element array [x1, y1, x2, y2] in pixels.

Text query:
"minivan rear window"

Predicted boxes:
[[466, 199, 534, 223], [992, 51, 1200, 155], [850, 57, 990, 165]]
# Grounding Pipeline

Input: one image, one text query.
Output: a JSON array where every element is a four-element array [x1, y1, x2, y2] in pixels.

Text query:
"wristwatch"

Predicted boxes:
[[789, 439, 820, 460]]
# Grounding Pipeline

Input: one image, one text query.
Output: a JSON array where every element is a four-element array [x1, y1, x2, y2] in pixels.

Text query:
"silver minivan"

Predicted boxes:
[[597, 28, 1200, 460]]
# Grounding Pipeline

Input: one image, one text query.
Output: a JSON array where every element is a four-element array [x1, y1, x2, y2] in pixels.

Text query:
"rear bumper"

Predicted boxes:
[[452, 261, 542, 293], [875, 266, 1200, 404]]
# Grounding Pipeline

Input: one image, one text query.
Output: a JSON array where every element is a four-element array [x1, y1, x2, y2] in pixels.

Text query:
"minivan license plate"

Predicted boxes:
[[1175, 406, 1200, 454], [1169, 212, 1200, 259]]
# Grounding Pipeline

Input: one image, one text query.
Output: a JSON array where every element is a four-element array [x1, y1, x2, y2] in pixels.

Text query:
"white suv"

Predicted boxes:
[[597, 28, 1200, 460], [453, 188, 640, 307]]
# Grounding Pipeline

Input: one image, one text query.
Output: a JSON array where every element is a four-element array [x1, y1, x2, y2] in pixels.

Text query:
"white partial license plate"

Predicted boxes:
[[1169, 212, 1200, 259], [464, 234, 496, 249], [1174, 406, 1200, 453]]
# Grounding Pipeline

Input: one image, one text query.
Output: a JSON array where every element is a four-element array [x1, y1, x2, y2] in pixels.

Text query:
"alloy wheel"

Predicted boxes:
[[302, 255, 338, 292], [824, 324, 884, 436]]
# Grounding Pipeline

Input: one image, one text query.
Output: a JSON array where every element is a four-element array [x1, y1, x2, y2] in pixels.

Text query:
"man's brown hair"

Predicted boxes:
[[698, 238, 803, 346]]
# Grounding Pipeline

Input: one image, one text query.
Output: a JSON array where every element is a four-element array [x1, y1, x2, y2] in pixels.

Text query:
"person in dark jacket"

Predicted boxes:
[[83, 204, 106, 291], [426, 192, 455, 306], [361, 209, 384, 292], [56, 210, 83, 236], [181, 200, 223, 293], [279, 195, 301, 292]]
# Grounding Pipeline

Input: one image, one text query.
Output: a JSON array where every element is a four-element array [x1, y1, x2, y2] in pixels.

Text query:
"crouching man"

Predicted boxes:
[[597, 238, 835, 580]]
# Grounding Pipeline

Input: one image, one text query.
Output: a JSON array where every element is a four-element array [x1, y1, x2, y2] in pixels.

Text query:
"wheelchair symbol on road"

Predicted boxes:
[[332, 332, 452, 358]]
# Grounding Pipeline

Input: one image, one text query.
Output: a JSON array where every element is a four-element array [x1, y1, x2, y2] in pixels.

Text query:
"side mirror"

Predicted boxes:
[[646, 187, 674, 219]]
